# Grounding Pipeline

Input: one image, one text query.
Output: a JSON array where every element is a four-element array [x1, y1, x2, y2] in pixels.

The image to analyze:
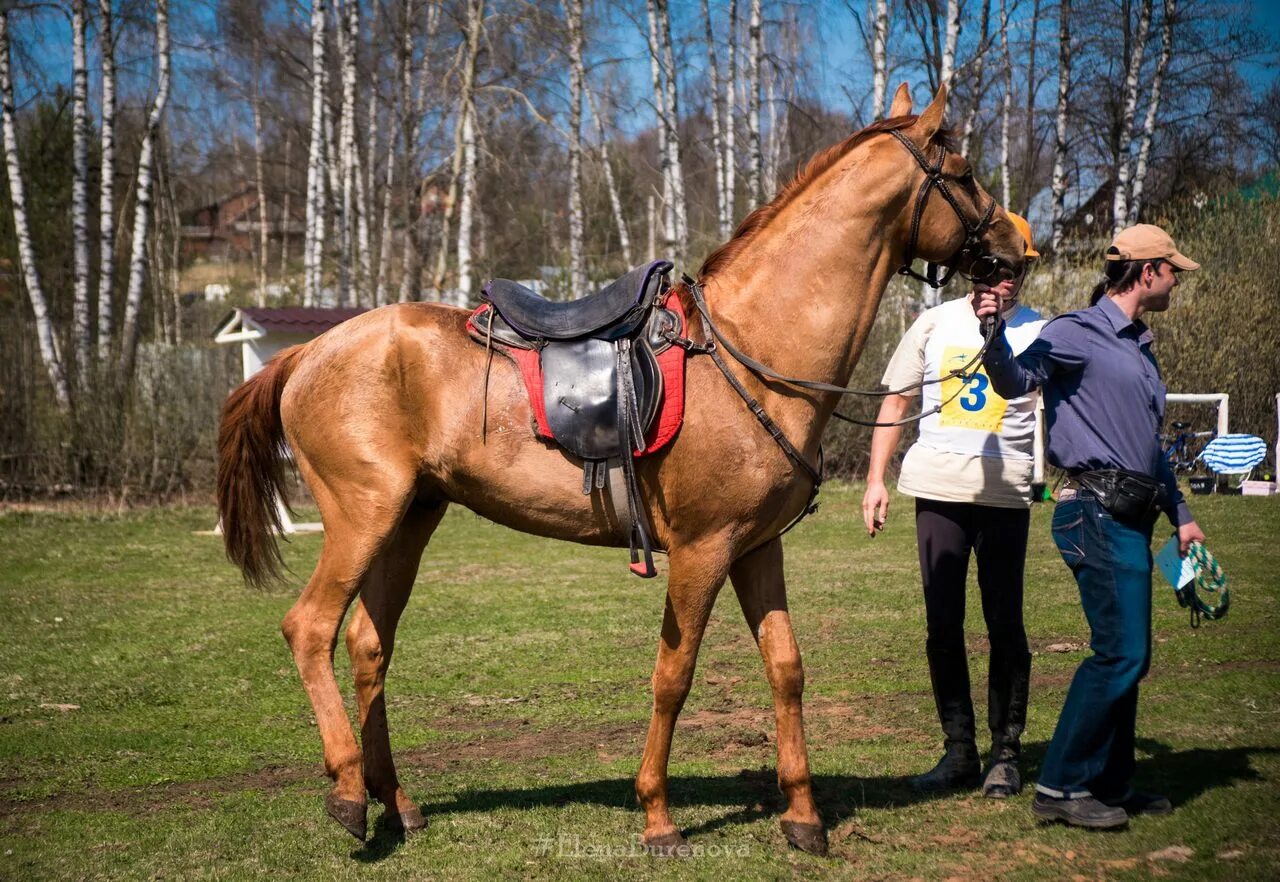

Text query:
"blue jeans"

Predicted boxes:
[[1037, 494, 1154, 800]]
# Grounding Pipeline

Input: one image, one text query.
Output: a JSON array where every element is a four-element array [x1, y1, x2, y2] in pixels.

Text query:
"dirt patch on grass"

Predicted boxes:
[[0, 694, 922, 819]]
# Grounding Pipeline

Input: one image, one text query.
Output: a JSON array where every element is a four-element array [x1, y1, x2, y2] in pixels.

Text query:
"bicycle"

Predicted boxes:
[[1161, 421, 1216, 473]]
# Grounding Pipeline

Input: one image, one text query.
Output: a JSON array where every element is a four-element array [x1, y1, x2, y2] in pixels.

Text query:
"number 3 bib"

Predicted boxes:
[[939, 346, 1008, 432]]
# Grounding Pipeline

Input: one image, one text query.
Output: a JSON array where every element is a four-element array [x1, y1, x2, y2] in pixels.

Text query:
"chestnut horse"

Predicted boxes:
[[217, 84, 1024, 855]]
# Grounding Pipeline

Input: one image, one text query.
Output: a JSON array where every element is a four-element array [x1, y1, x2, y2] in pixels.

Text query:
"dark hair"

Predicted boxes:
[[1089, 249, 1165, 305]]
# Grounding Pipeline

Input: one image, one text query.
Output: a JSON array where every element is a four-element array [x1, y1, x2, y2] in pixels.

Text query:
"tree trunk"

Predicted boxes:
[[565, 0, 587, 292], [304, 0, 328, 306], [724, 0, 737, 227], [455, 105, 477, 305], [999, 0, 1012, 208], [97, 0, 116, 360], [657, 0, 686, 251], [1112, 0, 1153, 235], [1019, 0, 1041, 215], [960, 0, 991, 154], [71, 0, 91, 387], [1050, 0, 1072, 253], [0, 10, 70, 411], [118, 0, 170, 381], [280, 130, 291, 277], [764, 67, 779, 197], [871, 0, 889, 118], [939, 0, 960, 93], [1127, 0, 1174, 226], [378, 0, 412, 306], [644, 0, 673, 252], [336, 0, 358, 307], [251, 38, 269, 306], [702, 0, 729, 239], [747, 0, 762, 204], [429, 0, 482, 298], [585, 83, 632, 266]]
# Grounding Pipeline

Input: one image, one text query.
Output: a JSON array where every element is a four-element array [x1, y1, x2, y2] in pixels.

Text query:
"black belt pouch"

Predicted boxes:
[[1075, 469, 1167, 527]]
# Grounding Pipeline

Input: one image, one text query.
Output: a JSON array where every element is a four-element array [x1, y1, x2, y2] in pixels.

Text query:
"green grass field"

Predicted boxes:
[[1, 485, 1277, 880]]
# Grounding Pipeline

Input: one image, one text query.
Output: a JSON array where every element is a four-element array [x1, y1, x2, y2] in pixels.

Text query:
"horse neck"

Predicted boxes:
[[699, 165, 906, 453]]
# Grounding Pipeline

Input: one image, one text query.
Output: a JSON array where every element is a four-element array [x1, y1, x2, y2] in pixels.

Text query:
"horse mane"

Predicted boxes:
[[698, 114, 955, 280]]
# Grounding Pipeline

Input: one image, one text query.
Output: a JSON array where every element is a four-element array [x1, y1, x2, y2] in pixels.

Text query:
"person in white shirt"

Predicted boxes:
[[861, 213, 1044, 797]]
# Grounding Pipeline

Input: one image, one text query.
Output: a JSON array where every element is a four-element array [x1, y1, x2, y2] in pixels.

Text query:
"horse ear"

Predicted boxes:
[[914, 84, 948, 142], [887, 83, 912, 118]]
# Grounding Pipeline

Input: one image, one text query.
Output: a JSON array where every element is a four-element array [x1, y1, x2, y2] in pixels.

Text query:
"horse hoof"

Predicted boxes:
[[392, 807, 428, 833], [644, 831, 690, 857], [781, 820, 828, 857], [325, 792, 368, 842]]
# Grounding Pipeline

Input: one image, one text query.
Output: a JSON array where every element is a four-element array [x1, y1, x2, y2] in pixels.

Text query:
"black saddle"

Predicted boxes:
[[484, 260, 670, 340], [477, 260, 677, 578]]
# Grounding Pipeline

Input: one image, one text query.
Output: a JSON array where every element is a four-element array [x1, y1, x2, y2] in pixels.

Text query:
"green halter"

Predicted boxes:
[[1175, 542, 1230, 628]]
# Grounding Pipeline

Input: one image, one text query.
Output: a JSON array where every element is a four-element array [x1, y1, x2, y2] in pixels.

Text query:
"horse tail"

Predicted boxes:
[[216, 344, 308, 588]]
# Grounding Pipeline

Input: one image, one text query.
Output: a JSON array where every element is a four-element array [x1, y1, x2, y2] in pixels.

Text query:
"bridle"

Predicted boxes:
[[888, 128, 1001, 289], [680, 127, 1012, 534]]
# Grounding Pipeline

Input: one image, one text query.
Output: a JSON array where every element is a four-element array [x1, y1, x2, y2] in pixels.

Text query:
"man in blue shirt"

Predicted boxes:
[[973, 223, 1207, 829]]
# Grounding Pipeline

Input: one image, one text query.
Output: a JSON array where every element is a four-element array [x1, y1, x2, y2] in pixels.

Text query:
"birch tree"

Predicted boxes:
[[565, 0, 587, 292], [336, 0, 358, 306], [0, 9, 71, 411], [871, 0, 889, 118], [429, 0, 483, 299], [456, 105, 477, 304], [377, 0, 412, 306], [280, 131, 291, 277], [939, 0, 960, 95], [71, 0, 91, 384], [723, 0, 737, 225], [703, 0, 729, 239], [97, 0, 116, 359], [746, 0, 763, 204], [657, 0, 686, 250], [586, 83, 632, 266], [644, 0, 673, 251], [998, 0, 1012, 208], [1127, 0, 1175, 225], [304, 0, 328, 305], [1050, 0, 1071, 252], [251, 37, 268, 306], [1018, 0, 1041, 214], [960, 0, 990, 152], [119, 0, 171, 380], [1112, 0, 1153, 234]]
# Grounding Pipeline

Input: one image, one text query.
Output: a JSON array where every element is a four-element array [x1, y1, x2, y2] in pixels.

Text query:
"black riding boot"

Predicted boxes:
[[912, 643, 981, 793], [983, 634, 1031, 797]]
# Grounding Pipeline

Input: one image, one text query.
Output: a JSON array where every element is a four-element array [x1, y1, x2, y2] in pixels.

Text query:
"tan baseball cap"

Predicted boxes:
[[1106, 223, 1200, 271]]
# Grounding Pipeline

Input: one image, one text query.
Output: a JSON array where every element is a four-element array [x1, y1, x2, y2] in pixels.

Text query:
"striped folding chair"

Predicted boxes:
[[1198, 434, 1269, 491]]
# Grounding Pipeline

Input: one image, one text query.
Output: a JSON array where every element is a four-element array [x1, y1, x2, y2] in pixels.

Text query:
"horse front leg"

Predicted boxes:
[[635, 541, 729, 854], [729, 537, 827, 856]]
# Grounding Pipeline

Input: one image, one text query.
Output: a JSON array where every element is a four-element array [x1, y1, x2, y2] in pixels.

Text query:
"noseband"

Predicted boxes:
[[889, 129, 999, 288]]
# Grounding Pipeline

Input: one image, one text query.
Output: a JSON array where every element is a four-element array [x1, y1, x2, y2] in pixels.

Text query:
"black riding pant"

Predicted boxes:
[[915, 497, 1032, 760]]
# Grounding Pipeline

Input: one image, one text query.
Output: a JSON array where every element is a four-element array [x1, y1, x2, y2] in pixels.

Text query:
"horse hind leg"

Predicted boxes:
[[729, 537, 827, 856], [345, 500, 446, 834], [280, 473, 414, 842], [635, 541, 729, 854]]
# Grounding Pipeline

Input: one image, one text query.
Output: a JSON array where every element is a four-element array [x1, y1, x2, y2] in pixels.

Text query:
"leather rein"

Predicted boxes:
[[681, 129, 1004, 531]]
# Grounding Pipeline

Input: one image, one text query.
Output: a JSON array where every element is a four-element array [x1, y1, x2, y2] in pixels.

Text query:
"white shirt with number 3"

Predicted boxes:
[[881, 296, 1046, 508]]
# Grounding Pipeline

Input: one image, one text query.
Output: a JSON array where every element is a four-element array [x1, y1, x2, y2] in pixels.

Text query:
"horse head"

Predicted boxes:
[[885, 83, 1028, 288]]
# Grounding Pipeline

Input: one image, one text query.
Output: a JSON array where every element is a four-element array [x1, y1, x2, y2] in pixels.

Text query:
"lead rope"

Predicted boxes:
[[1180, 541, 1230, 627]]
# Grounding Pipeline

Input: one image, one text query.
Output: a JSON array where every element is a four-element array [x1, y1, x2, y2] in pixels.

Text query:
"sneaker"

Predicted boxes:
[[1101, 791, 1172, 816], [982, 761, 1021, 798], [1032, 793, 1128, 829], [911, 743, 981, 793]]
